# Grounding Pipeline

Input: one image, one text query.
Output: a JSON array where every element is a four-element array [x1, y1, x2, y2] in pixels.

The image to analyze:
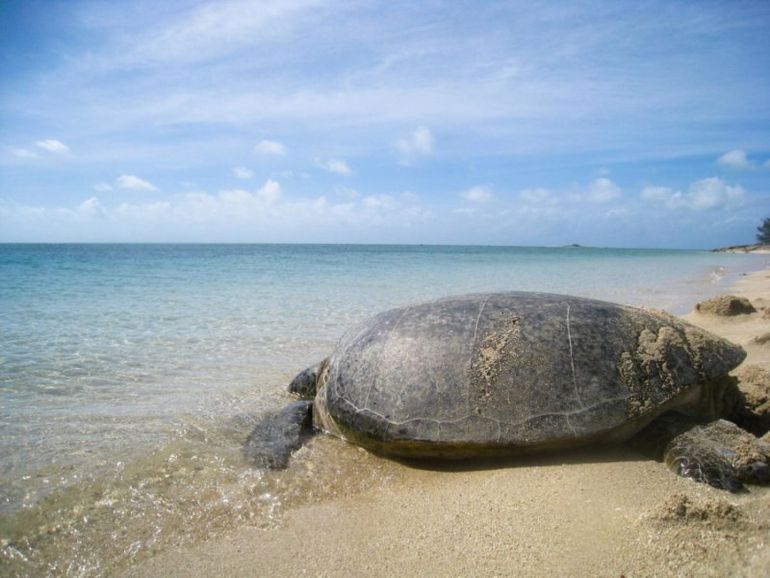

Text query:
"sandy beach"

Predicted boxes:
[[119, 268, 770, 578]]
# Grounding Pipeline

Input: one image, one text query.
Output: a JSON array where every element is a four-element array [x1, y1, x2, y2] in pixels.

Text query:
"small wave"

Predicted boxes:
[[709, 266, 727, 284], [0, 409, 399, 577]]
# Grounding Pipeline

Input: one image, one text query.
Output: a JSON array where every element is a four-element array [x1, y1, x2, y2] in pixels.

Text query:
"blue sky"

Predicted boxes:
[[1, 0, 769, 247]]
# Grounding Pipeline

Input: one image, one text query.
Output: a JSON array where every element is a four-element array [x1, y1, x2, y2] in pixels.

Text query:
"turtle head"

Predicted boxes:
[[288, 359, 328, 400]]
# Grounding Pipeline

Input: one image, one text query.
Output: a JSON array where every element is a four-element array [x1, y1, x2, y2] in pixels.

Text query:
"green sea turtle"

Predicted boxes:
[[245, 292, 770, 491]]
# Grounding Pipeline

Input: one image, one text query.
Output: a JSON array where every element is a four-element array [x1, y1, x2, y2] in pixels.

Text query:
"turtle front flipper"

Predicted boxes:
[[637, 414, 770, 492], [244, 400, 314, 469], [288, 359, 327, 399], [664, 419, 770, 491]]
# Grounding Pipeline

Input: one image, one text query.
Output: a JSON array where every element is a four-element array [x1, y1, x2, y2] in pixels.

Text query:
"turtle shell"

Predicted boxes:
[[316, 292, 745, 458]]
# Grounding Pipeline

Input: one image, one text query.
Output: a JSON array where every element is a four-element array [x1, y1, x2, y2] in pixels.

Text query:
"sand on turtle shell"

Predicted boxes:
[[734, 364, 770, 419], [122, 268, 770, 578]]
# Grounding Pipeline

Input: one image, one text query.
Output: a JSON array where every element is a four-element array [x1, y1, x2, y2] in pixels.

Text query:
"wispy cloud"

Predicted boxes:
[[125, 0, 324, 65], [639, 186, 673, 203], [518, 188, 555, 205], [77, 197, 106, 218], [717, 149, 753, 170], [395, 127, 433, 164], [117, 174, 158, 191], [8, 147, 38, 159], [232, 167, 254, 179], [5, 1, 767, 166], [318, 158, 352, 175], [35, 139, 70, 154], [461, 185, 492, 203], [254, 139, 286, 156], [571, 178, 622, 203]]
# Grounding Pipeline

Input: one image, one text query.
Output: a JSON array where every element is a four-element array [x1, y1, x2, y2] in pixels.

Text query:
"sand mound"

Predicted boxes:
[[695, 295, 756, 316], [650, 493, 747, 528]]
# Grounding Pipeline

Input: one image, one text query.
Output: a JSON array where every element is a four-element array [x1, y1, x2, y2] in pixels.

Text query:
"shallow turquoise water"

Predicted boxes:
[[0, 244, 766, 575], [1, 244, 765, 491]]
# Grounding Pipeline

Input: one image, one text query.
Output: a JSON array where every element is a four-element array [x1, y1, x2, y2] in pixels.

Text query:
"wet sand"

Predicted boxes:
[[123, 269, 770, 578]]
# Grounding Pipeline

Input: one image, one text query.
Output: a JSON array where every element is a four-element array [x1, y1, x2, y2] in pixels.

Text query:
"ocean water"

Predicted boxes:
[[0, 244, 766, 575]]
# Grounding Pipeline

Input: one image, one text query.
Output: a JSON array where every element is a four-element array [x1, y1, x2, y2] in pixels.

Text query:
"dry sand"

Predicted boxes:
[[123, 270, 770, 578]]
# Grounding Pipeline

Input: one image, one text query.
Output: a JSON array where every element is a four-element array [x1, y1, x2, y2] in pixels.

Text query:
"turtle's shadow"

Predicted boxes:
[[381, 444, 651, 473]]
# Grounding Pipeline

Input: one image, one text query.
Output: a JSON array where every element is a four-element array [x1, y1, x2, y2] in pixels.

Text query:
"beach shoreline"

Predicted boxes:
[[713, 244, 770, 254], [120, 267, 770, 578]]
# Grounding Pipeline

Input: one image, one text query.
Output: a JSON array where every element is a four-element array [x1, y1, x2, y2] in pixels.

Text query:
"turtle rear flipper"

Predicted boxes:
[[244, 400, 314, 469], [662, 418, 770, 492]]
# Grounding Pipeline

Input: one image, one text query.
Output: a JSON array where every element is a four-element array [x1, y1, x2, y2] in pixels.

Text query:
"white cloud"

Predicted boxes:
[[641, 177, 744, 210], [717, 149, 752, 170], [113, 200, 172, 222], [117, 174, 158, 191], [232, 167, 255, 179], [682, 177, 745, 209], [572, 177, 622, 203], [94, 182, 113, 192], [518, 187, 554, 204], [640, 186, 673, 202], [362, 194, 397, 210], [461, 185, 492, 203], [0, 179, 434, 242], [334, 185, 359, 198], [395, 127, 433, 164], [114, 180, 283, 226], [400, 191, 420, 204], [77, 197, 106, 218], [254, 139, 286, 156], [9, 147, 38, 159], [764, 158, 770, 169], [0, 196, 106, 231], [35, 139, 70, 154], [217, 189, 252, 204], [211, 180, 282, 207], [6, 141, 69, 159], [319, 158, 352, 175], [256, 179, 282, 204]]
